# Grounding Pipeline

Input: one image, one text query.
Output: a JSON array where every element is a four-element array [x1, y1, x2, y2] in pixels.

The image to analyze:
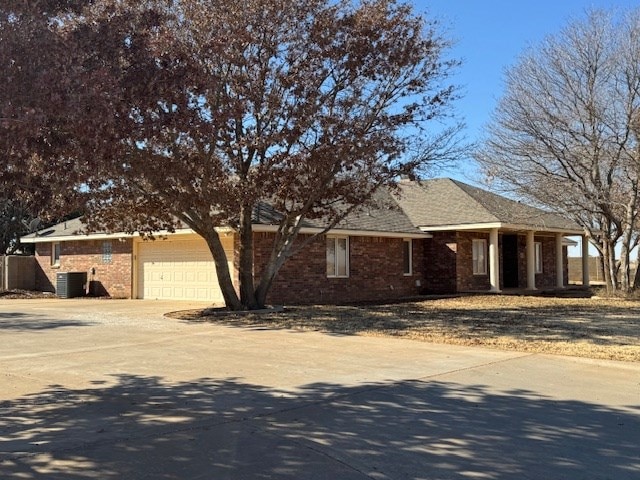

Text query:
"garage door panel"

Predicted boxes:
[[137, 236, 234, 302]]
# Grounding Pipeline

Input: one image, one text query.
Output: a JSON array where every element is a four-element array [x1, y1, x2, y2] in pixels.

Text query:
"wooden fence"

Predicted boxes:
[[568, 257, 637, 285], [0, 255, 36, 291]]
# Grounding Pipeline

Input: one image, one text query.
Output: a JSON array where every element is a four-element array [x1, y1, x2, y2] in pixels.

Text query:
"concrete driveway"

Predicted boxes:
[[1, 298, 639, 479]]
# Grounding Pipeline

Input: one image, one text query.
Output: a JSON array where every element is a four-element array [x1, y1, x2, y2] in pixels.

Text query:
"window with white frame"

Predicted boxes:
[[326, 236, 349, 277], [535, 242, 543, 273], [51, 242, 61, 266], [102, 241, 113, 264], [403, 239, 412, 275], [472, 239, 487, 275]]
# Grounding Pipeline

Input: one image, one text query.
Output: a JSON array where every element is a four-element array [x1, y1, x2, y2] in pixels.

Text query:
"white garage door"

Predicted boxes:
[[137, 235, 234, 302]]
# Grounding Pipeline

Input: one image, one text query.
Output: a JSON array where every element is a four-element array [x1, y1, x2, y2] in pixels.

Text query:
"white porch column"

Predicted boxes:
[[526, 230, 536, 290], [582, 234, 590, 287], [489, 228, 500, 292], [555, 233, 565, 288]]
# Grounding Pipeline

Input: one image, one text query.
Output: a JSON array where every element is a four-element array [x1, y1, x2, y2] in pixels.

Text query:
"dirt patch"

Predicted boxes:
[[169, 295, 640, 363]]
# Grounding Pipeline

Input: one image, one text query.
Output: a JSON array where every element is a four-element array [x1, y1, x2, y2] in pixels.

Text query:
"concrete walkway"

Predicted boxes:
[[1, 299, 639, 479]]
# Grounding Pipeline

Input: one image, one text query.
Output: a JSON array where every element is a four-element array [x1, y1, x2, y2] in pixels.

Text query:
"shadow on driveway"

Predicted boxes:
[[0, 312, 96, 331], [1, 375, 638, 479]]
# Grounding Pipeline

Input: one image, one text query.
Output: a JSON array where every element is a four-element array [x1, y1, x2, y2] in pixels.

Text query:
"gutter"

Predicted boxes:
[[22, 224, 430, 243]]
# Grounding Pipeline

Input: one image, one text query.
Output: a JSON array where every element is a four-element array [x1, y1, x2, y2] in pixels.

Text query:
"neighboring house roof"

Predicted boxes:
[[21, 217, 92, 242], [394, 178, 583, 234], [21, 178, 583, 243], [20, 217, 139, 243]]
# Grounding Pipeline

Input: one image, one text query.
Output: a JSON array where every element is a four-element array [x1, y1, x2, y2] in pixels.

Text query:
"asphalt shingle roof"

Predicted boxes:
[[22, 178, 583, 241], [394, 178, 583, 232], [21, 217, 87, 240], [252, 188, 423, 235]]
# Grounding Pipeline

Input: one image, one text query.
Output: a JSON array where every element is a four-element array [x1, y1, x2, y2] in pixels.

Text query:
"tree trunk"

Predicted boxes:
[[619, 239, 631, 294], [254, 225, 304, 308], [254, 258, 278, 309], [238, 205, 259, 309], [633, 262, 640, 290], [600, 242, 611, 294], [619, 197, 638, 294], [602, 239, 618, 294], [202, 229, 244, 311]]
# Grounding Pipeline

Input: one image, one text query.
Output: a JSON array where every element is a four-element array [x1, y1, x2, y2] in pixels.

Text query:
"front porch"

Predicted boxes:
[[482, 228, 590, 293], [422, 227, 590, 295]]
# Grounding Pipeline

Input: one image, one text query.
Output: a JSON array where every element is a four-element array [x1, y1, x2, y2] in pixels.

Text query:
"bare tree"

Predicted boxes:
[[475, 9, 640, 293], [2, 0, 463, 309]]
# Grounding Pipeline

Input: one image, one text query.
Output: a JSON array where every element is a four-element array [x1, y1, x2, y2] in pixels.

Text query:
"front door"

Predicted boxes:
[[502, 235, 519, 288]]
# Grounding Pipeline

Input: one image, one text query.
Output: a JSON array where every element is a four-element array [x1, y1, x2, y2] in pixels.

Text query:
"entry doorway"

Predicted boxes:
[[502, 235, 519, 288]]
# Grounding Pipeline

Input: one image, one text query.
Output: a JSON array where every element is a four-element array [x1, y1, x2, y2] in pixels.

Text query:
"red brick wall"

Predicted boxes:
[[423, 231, 570, 293], [536, 236, 568, 288], [515, 235, 528, 288], [35, 239, 133, 298], [508, 235, 568, 289], [422, 232, 458, 293], [30, 230, 571, 302], [423, 231, 492, 294], [456, 231, 492, 291], [253, 232, 426, 304]]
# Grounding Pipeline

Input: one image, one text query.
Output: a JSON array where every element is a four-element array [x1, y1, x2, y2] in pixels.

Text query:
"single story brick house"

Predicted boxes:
[[21, 178, 589, 304]]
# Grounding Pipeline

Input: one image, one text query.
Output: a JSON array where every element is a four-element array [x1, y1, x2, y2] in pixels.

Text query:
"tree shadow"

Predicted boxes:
[[366, 302, 640, 346], [1, 375, 639, 479], [175, 300, 640, 349], [0, 312, 96, 331]]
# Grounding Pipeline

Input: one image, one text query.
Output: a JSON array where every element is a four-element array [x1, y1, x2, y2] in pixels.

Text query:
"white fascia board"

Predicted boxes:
[[252, 224, 431, 239], [20, 231, 135, 243], [419, 223, 503, 232], [501, 223, 584, 235], [21, 227, 235, 244], [419, 223, 583, 235]]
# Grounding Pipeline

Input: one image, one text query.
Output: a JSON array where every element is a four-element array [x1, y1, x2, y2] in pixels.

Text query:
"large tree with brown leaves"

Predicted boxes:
[[0, 1, 90, 253], [1, 0, 463, 309]]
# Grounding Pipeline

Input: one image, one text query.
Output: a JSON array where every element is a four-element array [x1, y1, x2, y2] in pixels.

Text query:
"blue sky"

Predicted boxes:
[[414, 0, 640, 184]]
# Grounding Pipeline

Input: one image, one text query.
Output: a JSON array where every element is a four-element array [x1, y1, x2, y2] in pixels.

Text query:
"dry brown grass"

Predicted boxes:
[[169, 295, 640, 362]]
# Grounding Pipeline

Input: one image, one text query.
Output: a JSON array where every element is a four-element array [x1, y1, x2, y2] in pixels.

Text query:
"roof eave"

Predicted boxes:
[[252, 224, 431, 238], [419, 222, 583, 235], [20, 227, 236, 244], [20, 231, 135, 244], [22, 224, 430, 243]]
